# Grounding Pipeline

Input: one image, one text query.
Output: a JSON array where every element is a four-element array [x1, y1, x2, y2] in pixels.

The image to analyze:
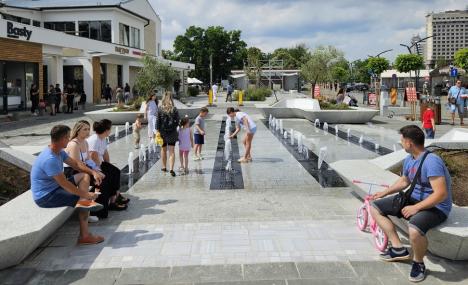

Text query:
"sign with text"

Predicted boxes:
[[406, 87, 417, 102], [6, 21, 32, 40], [314, 85, 320, 98], [115, 46, 129, 54], [368, 93, 377, 106]]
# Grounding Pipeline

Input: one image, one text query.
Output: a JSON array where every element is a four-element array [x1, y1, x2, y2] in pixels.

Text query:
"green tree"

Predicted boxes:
[[351, 59, 371, 84], [366, 57, 390, 76], [454, 48, 468, 72], [300, 45, 345, 97], [161, 49, 177, 60], [271, 44, 311, 69], [331, 66, 349, 83], [394, 54, 424, 73], [245, 47, 263, 87], [135, 55, 178, 97], [172, 26, 247, 84]]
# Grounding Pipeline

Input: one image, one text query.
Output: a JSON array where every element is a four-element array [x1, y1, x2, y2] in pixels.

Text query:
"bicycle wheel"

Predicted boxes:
[[374, 226, 388, 252], [356, 205, 368, 231]]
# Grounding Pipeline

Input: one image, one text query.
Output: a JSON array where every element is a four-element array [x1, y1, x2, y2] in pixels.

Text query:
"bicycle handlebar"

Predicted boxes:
[[352, 180, 389, 188]]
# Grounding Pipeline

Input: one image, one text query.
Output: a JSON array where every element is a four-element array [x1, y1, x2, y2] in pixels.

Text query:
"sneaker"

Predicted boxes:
[[379, 247, 410, 262], [77, 234, 105, 245], [409, 261, 426, 282], [193, 156, 200, 161], [88, 216, 99, 223], [75, 200, 104, 212]]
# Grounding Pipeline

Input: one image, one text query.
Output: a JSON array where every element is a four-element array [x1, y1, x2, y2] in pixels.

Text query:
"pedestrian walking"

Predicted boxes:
[[30, 83, 39, 115], [144, 91, 158, 141], [178, 117, 194, 175]]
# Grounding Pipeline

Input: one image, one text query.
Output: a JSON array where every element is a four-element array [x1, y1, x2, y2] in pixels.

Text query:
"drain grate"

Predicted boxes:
[[210, 118, 244, 190], [263, 120, 347, 188]]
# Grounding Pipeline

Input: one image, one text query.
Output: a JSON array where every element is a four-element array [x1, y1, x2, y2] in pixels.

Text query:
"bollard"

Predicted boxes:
[[128, 152, 134, 174], [115, 126, 119, 138], [208, 89, 213, 106], [125, 122, 130, 136], [238, 90, 244, 106]]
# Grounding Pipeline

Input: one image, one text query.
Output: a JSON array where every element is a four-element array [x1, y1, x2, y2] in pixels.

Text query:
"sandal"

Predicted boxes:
[[170, 170, 176, 177], [109, 202, 128, 211], [161, 168, 167, 172], [117, 194, 130, 205]]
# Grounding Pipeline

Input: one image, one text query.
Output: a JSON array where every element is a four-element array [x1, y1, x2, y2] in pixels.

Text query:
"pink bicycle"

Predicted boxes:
[[353, 180, 389, 252]]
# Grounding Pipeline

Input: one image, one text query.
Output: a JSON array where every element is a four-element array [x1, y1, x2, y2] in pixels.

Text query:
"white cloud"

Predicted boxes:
[[148, 0, 467, 61]]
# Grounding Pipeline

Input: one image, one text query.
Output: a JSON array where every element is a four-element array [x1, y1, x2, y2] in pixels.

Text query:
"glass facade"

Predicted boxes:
[[0, 61, 39, 112], [44, 22, 76, 35], [1, 13, 31, 25], [119, 23, 130, 46], [79, 21, 111, 43], [131, 27, 140, 48]]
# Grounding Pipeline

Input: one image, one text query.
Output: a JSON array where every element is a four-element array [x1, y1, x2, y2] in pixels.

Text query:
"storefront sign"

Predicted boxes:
[[115, 46, 129, 54], [132, 50, 145, 56], [7, 22, 32, 40]]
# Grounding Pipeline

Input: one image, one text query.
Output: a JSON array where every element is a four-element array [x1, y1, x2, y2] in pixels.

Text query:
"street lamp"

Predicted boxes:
[[368, 49, 393, 58]]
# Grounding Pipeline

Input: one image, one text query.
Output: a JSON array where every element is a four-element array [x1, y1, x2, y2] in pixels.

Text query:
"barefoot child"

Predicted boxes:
[[133, 114, 143, 148], [178, 117, 193, 174], [193, 107, 209, 160]]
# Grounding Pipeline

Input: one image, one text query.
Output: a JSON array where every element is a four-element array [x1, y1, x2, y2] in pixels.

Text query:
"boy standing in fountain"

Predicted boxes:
[[193, 107, 209, 161]]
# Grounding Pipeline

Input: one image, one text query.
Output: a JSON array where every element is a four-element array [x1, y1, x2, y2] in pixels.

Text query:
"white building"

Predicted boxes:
[[425, 9, 468, 67], [0, 0, 193, 111]]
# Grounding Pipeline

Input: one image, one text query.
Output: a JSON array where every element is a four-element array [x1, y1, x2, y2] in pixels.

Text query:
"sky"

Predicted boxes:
[[148, 0, 467, 61]]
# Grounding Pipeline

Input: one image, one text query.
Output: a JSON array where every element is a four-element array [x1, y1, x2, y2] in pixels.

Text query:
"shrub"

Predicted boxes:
[[187, 86, 200, 97], [244, 87, 272, 101]]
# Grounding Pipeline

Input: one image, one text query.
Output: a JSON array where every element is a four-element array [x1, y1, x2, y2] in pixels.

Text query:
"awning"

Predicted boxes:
[[230, 73, 246, 79], [187, 77, 202, 84]]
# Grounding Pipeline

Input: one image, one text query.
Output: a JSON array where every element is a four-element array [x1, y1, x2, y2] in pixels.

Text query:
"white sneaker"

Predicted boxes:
[[88, 216, 99, 223]]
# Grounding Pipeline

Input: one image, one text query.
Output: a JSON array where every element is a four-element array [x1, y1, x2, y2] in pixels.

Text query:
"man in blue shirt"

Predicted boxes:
[[31, 125, 106, 245], [370, 125, 451, 282], [448, 79, 468, 125]]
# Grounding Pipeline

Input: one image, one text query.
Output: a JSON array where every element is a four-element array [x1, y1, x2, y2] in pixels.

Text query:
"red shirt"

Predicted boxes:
[[422, 109, 434, 129]]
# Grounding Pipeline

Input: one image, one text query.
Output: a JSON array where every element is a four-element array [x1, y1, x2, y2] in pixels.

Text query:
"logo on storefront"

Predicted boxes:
[[115, 46, 129, 55], [6, 22, 32, 40]]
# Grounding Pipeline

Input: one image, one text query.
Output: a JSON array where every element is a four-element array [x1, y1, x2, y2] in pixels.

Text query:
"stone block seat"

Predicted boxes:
[[0, 191, 74, 269], [331, 146, 468, 261], [256, 98, 379, 124]]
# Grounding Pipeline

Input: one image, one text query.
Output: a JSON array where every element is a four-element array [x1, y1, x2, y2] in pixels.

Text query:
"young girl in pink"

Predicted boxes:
[[178, 117, 193, 175]]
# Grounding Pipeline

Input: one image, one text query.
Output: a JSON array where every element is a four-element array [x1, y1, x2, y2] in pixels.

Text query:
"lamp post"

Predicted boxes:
[[400, 35, 434, 92]]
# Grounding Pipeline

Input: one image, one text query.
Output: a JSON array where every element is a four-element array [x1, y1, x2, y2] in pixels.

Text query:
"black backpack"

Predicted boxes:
[[160, 108, 179, 132]]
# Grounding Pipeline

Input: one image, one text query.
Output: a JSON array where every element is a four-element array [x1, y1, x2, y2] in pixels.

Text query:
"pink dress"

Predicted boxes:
[[178, 128, 191, 152]]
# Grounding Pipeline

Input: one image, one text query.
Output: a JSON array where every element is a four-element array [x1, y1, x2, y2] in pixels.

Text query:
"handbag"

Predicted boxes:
[[154, 132, 163, 146], [392, 151, 430, 216], [449, 89, 461, 104]]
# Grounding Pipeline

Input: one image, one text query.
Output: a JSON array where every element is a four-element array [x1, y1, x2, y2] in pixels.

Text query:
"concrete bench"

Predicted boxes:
[[0, 127, 147, 270], [331, 151, 468, 261]]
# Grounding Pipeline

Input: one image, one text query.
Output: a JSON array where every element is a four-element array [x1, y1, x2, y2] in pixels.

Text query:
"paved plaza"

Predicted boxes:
[[1, 95, 468, 284]]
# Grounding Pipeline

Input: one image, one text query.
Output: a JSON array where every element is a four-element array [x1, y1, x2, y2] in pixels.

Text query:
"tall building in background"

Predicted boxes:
[[425, 9, 468, 68]]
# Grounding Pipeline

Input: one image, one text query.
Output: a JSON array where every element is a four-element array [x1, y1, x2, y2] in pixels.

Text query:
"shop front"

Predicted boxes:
[[0, 37, 42, 113]]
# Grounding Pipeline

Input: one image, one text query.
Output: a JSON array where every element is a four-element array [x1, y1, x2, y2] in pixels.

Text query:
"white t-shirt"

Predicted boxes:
[[87, 134, 107, 163], [212, 84, 218, 94], [235, 112, 256, 130]]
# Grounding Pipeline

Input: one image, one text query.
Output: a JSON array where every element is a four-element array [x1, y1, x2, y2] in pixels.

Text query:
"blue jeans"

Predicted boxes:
[[425, 128, 435, 139], [34, 176, 79, 208]]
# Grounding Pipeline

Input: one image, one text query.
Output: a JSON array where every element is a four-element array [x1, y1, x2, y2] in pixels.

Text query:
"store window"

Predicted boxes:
[[0, 61, 39, 112], [78, 21, 111, 42], [1, 13, 31, 25], [131, 27, 140, 48], [33, 20, 41, 27], [119, 23, 130, 46], [44, 22, 76, 35]]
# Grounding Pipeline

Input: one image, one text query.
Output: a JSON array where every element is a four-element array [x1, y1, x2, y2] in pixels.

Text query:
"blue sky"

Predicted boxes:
[[148, 0, 467, 61]]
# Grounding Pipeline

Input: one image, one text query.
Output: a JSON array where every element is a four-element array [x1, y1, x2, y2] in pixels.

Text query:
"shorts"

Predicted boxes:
[[34, 176, 79, 208], [372, 195, 447, 235], [161, 130, 178, 147], [194, 133, 205, 145], [249, 127, 257, 135], [450, 103, 465, 115]]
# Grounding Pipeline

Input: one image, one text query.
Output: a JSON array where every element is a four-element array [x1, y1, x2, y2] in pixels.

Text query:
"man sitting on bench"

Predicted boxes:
[[370, 125, 452, 282], [31, 125, 106, 245]]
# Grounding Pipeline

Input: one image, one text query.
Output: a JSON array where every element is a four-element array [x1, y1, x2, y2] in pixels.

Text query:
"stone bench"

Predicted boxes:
[[0, 127, 146, 270], [331, 149, 468, 261]]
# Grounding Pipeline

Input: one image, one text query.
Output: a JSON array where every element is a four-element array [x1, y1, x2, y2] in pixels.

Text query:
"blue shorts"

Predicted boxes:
[[249, 127, 257, 134], [194, 133, 205, 145], [450, 103, 465, 115], [34, 176, 80, 208]]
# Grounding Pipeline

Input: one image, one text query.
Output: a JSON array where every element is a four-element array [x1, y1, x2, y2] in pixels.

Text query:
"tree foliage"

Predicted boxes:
[[245, 47, 264, 87], [171, 26, 247, 84], [351, 59, 371, 84], [271, 44, 311, 69], [135, 55, 178, 97], [301, 45, 346, 96], [366, 57, 390, 76], [454, 48, 468, 72], [394, 54, 424, 73]]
